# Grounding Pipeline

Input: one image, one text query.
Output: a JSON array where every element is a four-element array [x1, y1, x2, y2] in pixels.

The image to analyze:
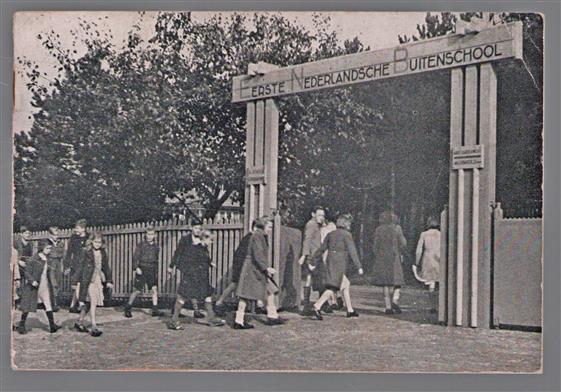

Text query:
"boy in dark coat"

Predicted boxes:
[[47, 226, 65, 312], [214, 220, 257, 315], [64, 219, 89, 313], [309, 214, 364, 320], [233, 216, 285, 329], [124, 225, 162, 318], [15, 240, 61, 334], [167, 223, 224, 329]]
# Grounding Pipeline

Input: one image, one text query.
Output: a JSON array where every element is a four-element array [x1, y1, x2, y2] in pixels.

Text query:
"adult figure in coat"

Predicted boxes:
[[372, 211, 407, 314], [414, 216, 441, 313], [278, 225, 302, 311], [309, 214, 364, 320], [233, 216, 285, 329], [298, 206, 326, 315], [15, 240, 61, 334]]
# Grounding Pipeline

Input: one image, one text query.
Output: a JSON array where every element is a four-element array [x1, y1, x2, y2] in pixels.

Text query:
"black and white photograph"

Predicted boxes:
[[10, 10, 543, 372]]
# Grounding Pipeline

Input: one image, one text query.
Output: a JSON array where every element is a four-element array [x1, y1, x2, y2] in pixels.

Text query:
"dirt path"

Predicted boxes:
[[11, 286, 541, 372]]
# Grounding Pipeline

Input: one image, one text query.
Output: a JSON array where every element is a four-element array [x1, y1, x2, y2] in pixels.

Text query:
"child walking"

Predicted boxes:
[[214, 220, 256, 316], [124, 225, 162, 318], [309, 214, 364, 320], [372, 211, 407, 314], [15, 240, 61, 334], [74, 233, 113, 337], [64, 219, 89, 313], [233, 216, 285, 329], [166, 228, 224, 329]]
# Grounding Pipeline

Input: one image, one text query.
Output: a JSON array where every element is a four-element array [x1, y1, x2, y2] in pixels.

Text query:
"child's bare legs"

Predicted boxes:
[[150, 286, 162, 316], [235, 299, 248, 325], [127, 289, 141, 306], [70, 285, 79, 309], [204, 296, 225, 326], [313, 289, 334, 311], [266, 293, 279, 319], [340, 276, 357, 316], [390, 286, 402, 314], [124, 289, 140, 318], [78, 304, 87, 324], [216, 282, 237, 306], [428, 282, 437, 313], [151, 286, 158, 307], [191, 298, 204, 318], [90, 304, 97, 330], [383, 286, 392, 310], [392, 287, 401, 304], [167, 296, 185, 330]]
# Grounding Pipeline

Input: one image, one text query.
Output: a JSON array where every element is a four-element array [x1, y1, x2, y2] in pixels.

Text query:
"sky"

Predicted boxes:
[[12, 11, 428, 134]]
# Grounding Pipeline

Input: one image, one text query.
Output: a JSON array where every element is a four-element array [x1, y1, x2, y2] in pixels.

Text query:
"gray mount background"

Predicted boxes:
[[1, 1, 559, 391]]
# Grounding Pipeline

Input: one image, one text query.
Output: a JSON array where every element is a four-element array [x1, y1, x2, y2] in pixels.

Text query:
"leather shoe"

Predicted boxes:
[[16, 322, 27, 335], [74, 322, 88, 333], [264, 317, 287, 326], [311, 308, 323, 321], [167, 321, 184, 330], [322, 303, 334, 314], [391, 302, 402, 314], [346, 311, 359, 318], [233, 322, 254, 330]]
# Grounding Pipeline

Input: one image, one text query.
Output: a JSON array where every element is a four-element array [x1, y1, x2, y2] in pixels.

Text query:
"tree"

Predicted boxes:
[[14, 12, 375, 229], [400, 12, 543, 217]]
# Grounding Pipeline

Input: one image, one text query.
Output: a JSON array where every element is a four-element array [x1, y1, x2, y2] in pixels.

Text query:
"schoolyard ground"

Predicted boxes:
[[11, 285, 541, 372]]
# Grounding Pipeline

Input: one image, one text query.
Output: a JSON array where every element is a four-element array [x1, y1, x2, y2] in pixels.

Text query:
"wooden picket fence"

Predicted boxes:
[[23, 215, 244, 302]]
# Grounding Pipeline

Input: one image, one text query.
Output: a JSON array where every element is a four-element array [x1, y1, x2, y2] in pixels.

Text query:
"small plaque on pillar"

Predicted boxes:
[[452, 145, 485, 170], [246, 166, 267, 184]]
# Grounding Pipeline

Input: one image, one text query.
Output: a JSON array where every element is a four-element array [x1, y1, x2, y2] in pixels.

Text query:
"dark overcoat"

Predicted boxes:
[[236, 229, 270, 302], [372, 223, 407, 286], [278, 226, 302, 309], [13, 237, 33, 284], [64, 233, 89, 285], [19, 254, 54, 313], [177, 243, 212, 300], [312, 228, 362, 290], [231, 233, 252, 283], [78, 248, 113, 303], [170, 232, 194, 269]]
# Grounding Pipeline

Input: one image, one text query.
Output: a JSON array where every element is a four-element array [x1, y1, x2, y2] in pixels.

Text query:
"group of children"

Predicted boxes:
[[12, 220, 114, 336], [12, 209, 440, 336]]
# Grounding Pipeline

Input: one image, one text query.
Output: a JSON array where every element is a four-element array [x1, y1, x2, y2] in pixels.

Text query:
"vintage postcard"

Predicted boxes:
[[11, 11, 543, 372]]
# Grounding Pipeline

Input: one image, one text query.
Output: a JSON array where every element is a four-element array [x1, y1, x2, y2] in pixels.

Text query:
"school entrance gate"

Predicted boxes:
[[231, 22, 524, 329]]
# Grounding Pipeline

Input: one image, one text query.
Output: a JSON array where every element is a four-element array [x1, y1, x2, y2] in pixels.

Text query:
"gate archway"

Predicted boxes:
[[231, 22, 523, 328]]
